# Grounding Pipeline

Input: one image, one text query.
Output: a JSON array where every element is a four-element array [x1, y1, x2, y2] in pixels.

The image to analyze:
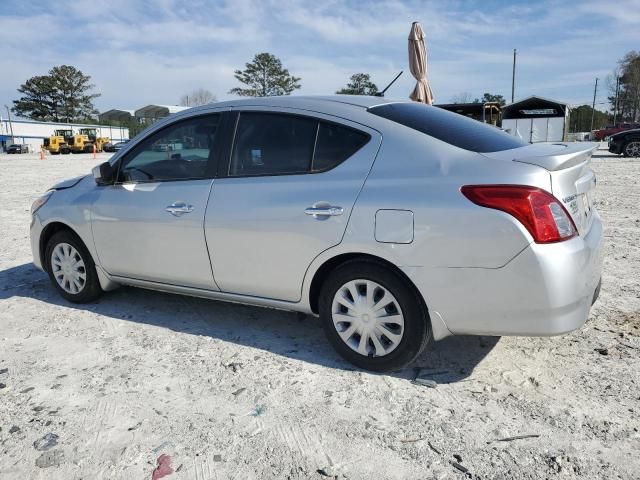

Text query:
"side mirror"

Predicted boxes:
[[92, 161, 116, 186]]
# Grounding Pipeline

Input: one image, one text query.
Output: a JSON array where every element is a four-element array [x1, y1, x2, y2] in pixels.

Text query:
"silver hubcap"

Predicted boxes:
[[51, 243, 86, 294], [331, 279, 405, 357], [626, 141, 640, 157]]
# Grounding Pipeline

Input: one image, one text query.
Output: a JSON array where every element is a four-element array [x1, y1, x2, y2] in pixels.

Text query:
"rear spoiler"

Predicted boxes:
[[513, 142, 599, 171], [513, 142, 599, 172]]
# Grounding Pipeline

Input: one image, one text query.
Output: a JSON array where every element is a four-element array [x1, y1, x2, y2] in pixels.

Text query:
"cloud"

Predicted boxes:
[[0, 0, 636, 114]]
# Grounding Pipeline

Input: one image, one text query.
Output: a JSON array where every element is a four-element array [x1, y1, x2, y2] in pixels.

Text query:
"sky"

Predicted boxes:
[[0, 0, 637, 116]]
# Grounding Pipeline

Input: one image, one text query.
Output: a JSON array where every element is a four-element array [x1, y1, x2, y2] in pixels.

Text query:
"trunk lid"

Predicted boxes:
[[482, 142, 599, 236]]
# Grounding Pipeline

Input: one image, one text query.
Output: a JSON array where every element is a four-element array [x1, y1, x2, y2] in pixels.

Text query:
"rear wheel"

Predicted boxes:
[[623, 140, 640, 157], [45, 231, 102, 303], [319, 261, 431, 372]]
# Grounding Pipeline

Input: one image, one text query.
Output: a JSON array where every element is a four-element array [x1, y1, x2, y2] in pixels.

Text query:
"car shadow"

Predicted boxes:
[[0, 263, 499, 383]]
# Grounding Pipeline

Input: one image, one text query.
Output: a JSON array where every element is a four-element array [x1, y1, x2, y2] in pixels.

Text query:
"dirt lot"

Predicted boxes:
[[0, 147, 638, 479]]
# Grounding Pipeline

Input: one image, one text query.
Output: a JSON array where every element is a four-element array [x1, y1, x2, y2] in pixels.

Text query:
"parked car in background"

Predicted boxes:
[[608, 128, 640, 157], [594, 123, 640, 141], [29, 96, 603, 371], [7, 144, 29, 154], [103, 140, 130, 153]]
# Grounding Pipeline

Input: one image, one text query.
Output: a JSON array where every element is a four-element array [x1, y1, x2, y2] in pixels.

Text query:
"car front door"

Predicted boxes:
[[91, 112, 225, 290], [204, 108, 381, 302]]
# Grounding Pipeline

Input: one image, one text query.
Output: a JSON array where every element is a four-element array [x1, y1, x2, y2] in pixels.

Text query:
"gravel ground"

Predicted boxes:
[[0, 146, 638, 479]]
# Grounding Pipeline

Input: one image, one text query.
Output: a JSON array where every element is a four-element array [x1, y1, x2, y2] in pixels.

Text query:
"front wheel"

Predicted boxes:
[[623, 140, 640, 158], [319, 261, 431, 372], [45, 231, 102, 303]]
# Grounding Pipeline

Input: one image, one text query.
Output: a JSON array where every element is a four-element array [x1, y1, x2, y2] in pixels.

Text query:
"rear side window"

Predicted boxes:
[[230, 113, 317, 176], [313, 122, 369, 172], [229, 112, 370, 177], [368, 102, 526, 152]]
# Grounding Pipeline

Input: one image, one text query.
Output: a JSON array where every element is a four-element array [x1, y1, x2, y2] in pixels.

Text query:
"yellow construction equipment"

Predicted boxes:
[[43, 129, 73, 155], [69, 128, 110, 154]]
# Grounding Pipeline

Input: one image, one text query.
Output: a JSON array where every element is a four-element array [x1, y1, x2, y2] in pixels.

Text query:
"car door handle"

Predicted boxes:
[[165, 202, 194, 216], [305, 206, 344, 217]]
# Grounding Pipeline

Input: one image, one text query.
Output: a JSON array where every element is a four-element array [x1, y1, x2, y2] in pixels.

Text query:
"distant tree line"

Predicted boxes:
[[568, 105, 609, 132], [450, 92, 506, 106], [16, 50, 637, 134], [608, 51, 640, 123]]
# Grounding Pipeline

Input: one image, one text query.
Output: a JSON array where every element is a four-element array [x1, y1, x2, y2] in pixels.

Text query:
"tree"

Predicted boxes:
[[12, 65, 100, 122], [608, 51, 640, 122], [569, 105, 609, 133], [180, 88, 216, 107], [450, 92, 474, 104], [473, 92, 506, 106], [336, 73, 378, 95], [229, 53, 301, 97]]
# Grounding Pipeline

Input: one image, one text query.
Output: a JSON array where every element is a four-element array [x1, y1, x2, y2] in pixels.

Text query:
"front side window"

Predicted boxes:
[[229, 112, 371, 177], [118, 114, 221, 182]]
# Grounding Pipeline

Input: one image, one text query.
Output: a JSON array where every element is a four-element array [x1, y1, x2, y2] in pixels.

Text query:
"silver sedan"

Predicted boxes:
[[29, 96, 603, 371]]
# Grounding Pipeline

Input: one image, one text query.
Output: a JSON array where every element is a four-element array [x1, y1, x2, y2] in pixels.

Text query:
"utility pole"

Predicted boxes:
[[511, 49, 517, 103], [4, 105, 14, 141], [590, 78, 598, 133], [613, 76, 621, 125]]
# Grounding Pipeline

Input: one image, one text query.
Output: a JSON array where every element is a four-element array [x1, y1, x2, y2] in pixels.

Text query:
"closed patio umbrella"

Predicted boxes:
[[408, 22, 434, 104]]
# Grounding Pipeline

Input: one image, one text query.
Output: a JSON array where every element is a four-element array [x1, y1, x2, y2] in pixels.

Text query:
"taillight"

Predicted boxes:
[[461, 185, 578, 243]]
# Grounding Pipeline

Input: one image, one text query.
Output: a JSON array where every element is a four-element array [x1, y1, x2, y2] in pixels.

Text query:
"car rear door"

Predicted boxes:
[[91, 112, 226, 289], [204, 107, 381, 302]]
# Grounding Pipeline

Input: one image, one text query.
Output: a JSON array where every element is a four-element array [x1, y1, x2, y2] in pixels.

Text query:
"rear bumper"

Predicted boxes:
[[410, 211, 604, 337]]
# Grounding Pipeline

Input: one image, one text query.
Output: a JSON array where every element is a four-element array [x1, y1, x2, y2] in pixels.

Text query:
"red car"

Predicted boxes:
[[594, 123, 640, 141]]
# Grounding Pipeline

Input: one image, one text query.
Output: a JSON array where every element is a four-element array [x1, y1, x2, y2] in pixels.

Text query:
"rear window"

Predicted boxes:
[[368, 102, 526, 152]]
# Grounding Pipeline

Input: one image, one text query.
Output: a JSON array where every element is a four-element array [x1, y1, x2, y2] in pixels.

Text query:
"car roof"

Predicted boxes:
[[209, 95, 396, 110]]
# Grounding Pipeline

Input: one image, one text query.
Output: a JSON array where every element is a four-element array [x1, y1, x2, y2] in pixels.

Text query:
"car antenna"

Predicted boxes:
[[374, 71, 403, 97]]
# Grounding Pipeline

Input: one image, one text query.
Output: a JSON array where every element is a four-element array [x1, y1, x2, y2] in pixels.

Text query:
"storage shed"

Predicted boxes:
[[501, 96, 569, 143]]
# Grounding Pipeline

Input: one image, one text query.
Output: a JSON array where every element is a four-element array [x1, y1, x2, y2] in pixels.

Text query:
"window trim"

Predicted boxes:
[[112, 112, 226, 185], [220, 110, 371, 179]]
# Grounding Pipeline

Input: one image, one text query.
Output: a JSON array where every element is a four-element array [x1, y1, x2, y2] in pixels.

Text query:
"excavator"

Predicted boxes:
[[68, 128, 110, 154], [43, 129, 73, 155]]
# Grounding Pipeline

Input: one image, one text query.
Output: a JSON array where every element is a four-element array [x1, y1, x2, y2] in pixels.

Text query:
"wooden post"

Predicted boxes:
[[93, 143, 97, 159], [40, 146, 45, 160]]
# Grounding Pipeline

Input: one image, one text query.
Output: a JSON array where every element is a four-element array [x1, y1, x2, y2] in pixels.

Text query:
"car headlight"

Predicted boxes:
[[30, 190, 54, 215]]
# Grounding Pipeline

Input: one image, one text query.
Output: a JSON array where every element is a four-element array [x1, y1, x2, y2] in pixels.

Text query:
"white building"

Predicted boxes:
[[1, 103, 189, 153], [501, 96, 569, 143], [0, 118, 129, 153]]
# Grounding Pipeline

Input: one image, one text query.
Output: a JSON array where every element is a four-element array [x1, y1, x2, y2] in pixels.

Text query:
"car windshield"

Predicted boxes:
[[368, 102, 527, 153]]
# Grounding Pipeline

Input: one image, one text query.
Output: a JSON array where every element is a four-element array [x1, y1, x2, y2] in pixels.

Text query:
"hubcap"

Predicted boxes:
[[626, 141, 640, 157], [51, 243, 86, 294], [331, 279, 405, 358]]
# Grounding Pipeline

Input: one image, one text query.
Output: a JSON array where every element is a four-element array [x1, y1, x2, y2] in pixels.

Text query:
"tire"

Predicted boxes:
[[45, 230, 102, 303], [51, 151, 60, 155], [319, 260, 432, 372], [623, 139, 640, 158]]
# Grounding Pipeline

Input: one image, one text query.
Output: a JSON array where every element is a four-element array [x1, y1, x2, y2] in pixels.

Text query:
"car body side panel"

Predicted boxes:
[[30, 176, 102, 271], [205, 107, 383, 302], [91, 180, 217, 289], [341, 124, 552, 269]]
